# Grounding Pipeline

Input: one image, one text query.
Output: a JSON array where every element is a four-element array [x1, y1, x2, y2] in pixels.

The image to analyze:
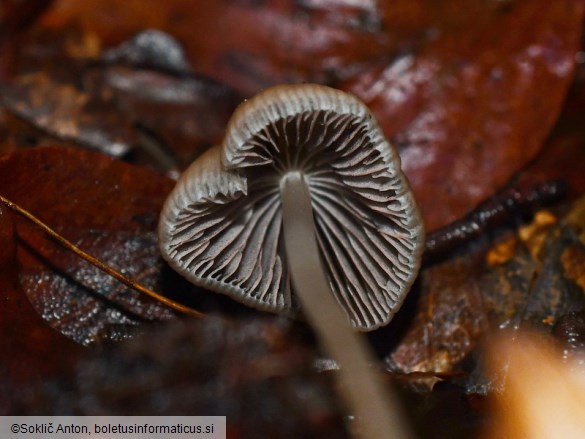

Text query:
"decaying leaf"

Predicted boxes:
[[95, 64, 241, 170], [14, 317, 349, 439], [36, 0, 585, 232], [342, 0, 584, 231], [386, 195, 585, 382], [39, 0, 396, 93], [0, 146, 183, 345], [1, 72, 134, 157], [0, 203, 83, 414]]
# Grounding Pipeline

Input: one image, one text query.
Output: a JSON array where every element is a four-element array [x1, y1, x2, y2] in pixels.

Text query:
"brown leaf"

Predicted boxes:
[[2, 72, 134, 157], [341, 0, 584, 230], [38, 1, 585, 232], [93, 65, 241, 171], [15, 317, 349, 439], [0, 203, 83, 414], [40, 0, 396, 93], [387, 196, 585, 378], [0, 146, 185, 345]]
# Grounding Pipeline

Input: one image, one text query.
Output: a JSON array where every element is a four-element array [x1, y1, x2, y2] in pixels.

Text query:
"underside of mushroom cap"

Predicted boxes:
[[159, 84, 425, 330]]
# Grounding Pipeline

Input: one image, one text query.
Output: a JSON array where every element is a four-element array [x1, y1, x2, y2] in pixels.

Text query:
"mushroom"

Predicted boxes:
[[159, 84, 424, 439]]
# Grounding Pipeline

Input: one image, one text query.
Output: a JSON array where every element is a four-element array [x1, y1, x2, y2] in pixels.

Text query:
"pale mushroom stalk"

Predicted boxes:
[[281, 171, 413, 439], [159, 84, 425, 439]]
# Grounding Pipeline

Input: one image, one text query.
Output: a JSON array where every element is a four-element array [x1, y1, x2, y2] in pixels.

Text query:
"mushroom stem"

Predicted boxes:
[[280, 172, 413, 439]]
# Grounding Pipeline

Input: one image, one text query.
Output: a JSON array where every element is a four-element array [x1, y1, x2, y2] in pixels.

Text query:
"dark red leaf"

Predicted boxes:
[[0, 203, 83, 414], [340, 0, 584, 230], [40, 0, 395, 93], [15, 317, 349, 439], [0, 146, 182, 345], [38, 1, 585, 232]]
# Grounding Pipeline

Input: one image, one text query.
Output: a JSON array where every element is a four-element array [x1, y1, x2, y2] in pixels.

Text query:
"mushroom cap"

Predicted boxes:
[[159, 84, 425, 330]]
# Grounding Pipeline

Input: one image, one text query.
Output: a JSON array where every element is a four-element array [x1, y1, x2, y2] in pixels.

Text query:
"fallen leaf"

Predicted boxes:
[[14, 317, 349, 439], [0, 203, 83, 414], [94, 64, 241, 170], [37, 1, 585, 232], [0, 146, 184, 345], [40, 0, 397, 93], [386, 195, 585, 381], [341, 0, 584, 230], [1, 72, 134, 157]]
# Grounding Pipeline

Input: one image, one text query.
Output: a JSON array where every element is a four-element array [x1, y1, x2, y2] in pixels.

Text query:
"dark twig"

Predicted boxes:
[[424, 180, 567, 262]]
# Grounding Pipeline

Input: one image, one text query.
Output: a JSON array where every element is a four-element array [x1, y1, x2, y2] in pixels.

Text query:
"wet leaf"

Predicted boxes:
[[40, 0, 397, 93], [38, 1, 585, 232], [386, 196, 585, 380], [0, 146, 182, 345], [341, 0, 584, 230], [0, 203, 83, 414], [15, 317, 349, 439]]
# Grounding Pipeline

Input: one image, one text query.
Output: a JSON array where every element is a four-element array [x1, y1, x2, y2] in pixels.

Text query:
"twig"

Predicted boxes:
[[0, 194, 205, 319]]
